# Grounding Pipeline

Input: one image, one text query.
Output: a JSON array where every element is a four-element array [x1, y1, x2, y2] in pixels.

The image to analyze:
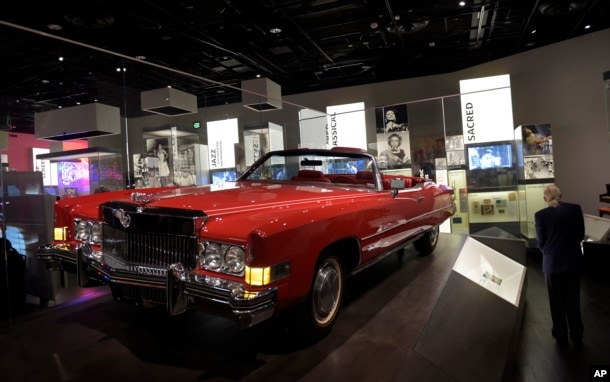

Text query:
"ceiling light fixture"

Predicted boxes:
[[270, 27, 282, 34], [47, 24, 62, 31], [459, 1, 466, 6]]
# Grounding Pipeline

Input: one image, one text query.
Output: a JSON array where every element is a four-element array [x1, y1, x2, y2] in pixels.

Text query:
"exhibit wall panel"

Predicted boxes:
[[449, 170, 469, 235], [325, 102, 367, 150], [467, 191, 519, 224], [298, 108, 327, 149], [207, 118, 239, 169], [459, 75, 514, 144], [523, 183, 554, 239]]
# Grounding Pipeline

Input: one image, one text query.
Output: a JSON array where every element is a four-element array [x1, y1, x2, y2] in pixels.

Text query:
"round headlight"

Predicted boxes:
[[204, 242, 222, 270], [225, 246, 245, 273], [75, 220, 89, 242], [90, 222, 103, 245]]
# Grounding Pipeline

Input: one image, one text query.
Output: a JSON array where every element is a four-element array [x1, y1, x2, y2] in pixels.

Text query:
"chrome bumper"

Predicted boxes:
[[41, 244, 277, 328], [37, 243, 80, 267]]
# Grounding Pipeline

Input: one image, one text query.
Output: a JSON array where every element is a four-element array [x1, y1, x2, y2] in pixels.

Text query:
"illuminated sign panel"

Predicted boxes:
[[326, 102, 367, 150], [207, 118, 239, 169], [460, 74, 514, 144]]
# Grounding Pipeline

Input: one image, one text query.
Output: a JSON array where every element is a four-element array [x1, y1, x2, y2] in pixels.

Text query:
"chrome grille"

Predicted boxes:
[[102, 224, 197, 269]]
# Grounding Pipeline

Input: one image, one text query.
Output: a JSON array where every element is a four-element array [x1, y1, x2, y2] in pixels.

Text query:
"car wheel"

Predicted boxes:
[[304, 255, 344, 338], [413, 225, 439, 255]]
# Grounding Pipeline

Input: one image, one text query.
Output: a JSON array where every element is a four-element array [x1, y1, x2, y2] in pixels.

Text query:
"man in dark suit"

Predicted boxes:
[[535, 184, 585, 344]]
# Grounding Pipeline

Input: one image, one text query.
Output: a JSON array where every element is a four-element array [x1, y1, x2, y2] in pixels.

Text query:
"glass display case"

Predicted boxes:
[[514, 124, 554, 244], [135, 126, 205, 188], [0, 171, 59, 304], [36, 147, 123, 197]]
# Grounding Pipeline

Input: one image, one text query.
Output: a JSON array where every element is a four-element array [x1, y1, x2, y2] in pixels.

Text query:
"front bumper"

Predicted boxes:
[[38, 244, 277, 328], [38, 243, 80, 267]]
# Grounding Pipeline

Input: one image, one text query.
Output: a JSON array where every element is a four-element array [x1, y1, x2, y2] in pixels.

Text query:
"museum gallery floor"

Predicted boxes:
[[1, 233, 608, 382]]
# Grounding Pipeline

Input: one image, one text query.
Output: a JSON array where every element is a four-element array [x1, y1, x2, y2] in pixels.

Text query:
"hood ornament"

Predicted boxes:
[[131, 192, 152, 203], [113, 209, 132, 228]]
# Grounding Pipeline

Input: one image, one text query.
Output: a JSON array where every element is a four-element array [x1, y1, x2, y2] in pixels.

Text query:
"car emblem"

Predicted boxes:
[[131, 192, 152, 203], [113, 209, 131, 228]]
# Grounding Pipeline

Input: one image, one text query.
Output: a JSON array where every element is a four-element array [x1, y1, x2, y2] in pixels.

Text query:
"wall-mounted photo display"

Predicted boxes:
[[447, 150, 466, 168], [144, 138, 172, 186], [521, 123, 552, 156], [375, 104, 408, 133], [376, 131, 412, 169], [523, 154, 554, 180], [435, 157, 447, 171], [445, 135, 464, 151]]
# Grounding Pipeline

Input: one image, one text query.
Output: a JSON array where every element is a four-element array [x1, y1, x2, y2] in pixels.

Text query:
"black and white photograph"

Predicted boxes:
[[445, 135, 464, 151], [524, 154, 554, 180], [447, 150, 466, 168], [377, 132, 411, 169], [375, 104, 408, 133]]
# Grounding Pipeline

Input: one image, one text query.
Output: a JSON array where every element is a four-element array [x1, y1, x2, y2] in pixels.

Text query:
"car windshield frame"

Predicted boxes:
[[238, 148, 382, 190]]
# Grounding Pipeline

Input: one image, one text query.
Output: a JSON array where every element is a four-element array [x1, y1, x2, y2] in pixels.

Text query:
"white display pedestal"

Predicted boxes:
[[408, 235, 527, 382]]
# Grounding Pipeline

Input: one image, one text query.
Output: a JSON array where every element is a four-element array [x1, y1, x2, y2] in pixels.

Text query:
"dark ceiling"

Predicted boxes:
[[1, 0, 609, 135]]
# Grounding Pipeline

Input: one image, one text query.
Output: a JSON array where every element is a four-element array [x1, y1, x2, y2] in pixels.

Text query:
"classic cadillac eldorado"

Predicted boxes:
[[38, 147, 455, 338]]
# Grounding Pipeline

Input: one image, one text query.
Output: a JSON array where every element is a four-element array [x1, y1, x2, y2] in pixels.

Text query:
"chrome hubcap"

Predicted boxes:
[[312, 260, 341, 325]]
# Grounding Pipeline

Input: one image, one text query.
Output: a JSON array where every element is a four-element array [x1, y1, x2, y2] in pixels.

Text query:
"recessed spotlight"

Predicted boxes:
[[135, 55, 147, 60], [270, 27, 282, 34], [584, 24, 591, 29], [58, 56, 64, 62], [47, 24, 62, 31], [459, 1, 466, 6]]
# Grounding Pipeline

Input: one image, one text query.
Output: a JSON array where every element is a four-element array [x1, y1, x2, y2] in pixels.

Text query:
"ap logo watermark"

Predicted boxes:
[[591, 366, 610, 381]]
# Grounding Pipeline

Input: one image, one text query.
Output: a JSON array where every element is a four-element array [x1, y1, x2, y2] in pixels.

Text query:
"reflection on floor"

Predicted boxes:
[[1, 233, 608, 382]]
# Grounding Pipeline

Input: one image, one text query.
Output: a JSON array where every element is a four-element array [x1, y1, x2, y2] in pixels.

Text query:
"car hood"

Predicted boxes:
[[124, 181, 373, 216]]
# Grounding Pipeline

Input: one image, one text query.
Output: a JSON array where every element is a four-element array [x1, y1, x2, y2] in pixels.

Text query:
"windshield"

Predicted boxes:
[[239, 150, 375, 181]]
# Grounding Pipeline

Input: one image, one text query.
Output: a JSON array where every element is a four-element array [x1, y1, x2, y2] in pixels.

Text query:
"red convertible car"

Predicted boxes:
[[38, 147, 455, 337]]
